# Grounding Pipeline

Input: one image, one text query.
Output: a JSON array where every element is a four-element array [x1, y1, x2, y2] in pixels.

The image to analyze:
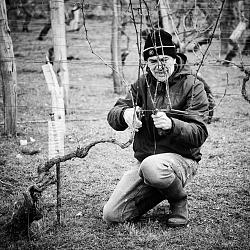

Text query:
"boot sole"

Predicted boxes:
[[167, 221, 188, 228]]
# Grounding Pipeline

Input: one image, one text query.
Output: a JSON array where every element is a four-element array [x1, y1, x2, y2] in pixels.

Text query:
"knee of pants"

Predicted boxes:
[[139, 155, 175, 189]]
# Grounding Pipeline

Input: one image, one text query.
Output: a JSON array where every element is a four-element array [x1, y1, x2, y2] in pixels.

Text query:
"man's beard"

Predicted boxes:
[[151, 64, 175, 82]]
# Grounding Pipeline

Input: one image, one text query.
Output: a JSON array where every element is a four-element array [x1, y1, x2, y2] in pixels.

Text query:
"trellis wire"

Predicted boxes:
[[2, 0, 250, 124]]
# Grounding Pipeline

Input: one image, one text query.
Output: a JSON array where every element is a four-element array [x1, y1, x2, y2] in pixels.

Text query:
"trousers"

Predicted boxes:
[[103, 153, 198, 223]]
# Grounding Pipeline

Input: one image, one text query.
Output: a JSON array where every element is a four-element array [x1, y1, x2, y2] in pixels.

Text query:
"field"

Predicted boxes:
[[0, 12, 250, 250]]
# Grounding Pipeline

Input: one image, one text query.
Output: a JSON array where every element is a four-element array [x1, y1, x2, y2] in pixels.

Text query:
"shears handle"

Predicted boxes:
[[153, 109, 165, 136]]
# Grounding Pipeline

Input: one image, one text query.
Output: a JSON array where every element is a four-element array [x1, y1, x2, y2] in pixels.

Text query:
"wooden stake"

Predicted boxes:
[[0, 1, 17, 136], [111, 0, 124, 94], [50, 0, 69, 113], [56, 162, 61, 225]]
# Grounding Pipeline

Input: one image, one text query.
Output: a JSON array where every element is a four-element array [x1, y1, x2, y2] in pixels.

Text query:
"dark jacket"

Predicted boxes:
[[107, 54, 209, 162]]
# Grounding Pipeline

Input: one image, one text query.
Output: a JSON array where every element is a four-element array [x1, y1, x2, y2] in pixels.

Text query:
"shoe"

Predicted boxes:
[[167, 198, 188, 227], [160, 177, 189, 227]]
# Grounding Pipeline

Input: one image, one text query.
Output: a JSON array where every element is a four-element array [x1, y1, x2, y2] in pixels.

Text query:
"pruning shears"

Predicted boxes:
[[136, 107, 165, 136]]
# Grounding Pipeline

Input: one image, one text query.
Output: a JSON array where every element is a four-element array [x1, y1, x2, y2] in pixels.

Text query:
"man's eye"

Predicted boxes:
[[161, 59, 169, 63], [149, 60, 157, 64]]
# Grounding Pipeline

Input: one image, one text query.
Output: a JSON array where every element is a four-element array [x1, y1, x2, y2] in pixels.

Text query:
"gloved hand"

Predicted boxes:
[[123, 107, 142, 132], [152, 111, 172, 131]]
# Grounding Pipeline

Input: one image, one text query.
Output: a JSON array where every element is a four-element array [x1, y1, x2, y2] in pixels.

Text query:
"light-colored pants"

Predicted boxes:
[[103, 153, 198, 223]]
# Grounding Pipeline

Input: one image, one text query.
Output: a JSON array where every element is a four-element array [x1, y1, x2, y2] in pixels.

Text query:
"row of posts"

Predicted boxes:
[[0, 0, 132, 136]]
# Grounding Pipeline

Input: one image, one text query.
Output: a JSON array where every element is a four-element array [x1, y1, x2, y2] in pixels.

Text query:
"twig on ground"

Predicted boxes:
[[0, 179, 15, 188]]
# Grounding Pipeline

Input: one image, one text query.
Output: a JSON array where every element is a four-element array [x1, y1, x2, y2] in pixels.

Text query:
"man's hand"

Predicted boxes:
[[152, 111, 172, 131], [123, 107, 142, 132]]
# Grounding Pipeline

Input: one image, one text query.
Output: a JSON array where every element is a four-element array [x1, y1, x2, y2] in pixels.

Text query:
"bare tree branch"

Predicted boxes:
[[189, 0, 226, 109]]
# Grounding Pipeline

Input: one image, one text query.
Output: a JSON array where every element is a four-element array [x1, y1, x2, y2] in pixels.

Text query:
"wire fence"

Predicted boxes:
[[1, 0, 250, 127]]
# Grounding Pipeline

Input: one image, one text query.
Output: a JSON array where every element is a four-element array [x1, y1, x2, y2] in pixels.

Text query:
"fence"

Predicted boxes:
[[1, 0, 250, 125]]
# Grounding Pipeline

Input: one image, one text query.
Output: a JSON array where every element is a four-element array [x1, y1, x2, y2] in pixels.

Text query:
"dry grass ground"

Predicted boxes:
[[0, 16, 249, 250]]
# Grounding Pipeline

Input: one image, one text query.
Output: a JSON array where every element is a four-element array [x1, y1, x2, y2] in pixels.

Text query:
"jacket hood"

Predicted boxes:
[[170, 53, 192, 78]]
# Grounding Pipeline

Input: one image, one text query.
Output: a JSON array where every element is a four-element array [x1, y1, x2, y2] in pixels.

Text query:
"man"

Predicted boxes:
[[103, 30, 209, 227], [221, 0, 250, 65], [240, 0, 250, 55], [6, 0, 33, 32]]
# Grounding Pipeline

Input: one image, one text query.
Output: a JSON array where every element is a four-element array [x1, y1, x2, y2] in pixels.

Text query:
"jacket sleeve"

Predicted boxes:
[[167, 79, 209, 148], [107, 82, 139, 131]]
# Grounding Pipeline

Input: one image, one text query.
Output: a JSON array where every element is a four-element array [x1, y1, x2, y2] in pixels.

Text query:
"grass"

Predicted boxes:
[[0, 13, 250, 250]]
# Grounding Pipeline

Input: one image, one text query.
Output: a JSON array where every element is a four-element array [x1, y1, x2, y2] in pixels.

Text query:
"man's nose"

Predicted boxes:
[[157, 63, 164, 69]]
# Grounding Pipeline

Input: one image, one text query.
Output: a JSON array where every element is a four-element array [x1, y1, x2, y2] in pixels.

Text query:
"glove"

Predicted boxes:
[[123, 107, 142, 132]]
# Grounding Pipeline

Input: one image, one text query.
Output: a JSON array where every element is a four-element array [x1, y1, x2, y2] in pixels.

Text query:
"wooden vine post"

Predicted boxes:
[[50, 0, 69, 113], [0, 1, 17, 136], [111, 0, 124, 94]]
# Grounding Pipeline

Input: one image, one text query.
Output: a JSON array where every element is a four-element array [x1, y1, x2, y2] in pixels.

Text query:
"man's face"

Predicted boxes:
[[147, 55, 176, 82]]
